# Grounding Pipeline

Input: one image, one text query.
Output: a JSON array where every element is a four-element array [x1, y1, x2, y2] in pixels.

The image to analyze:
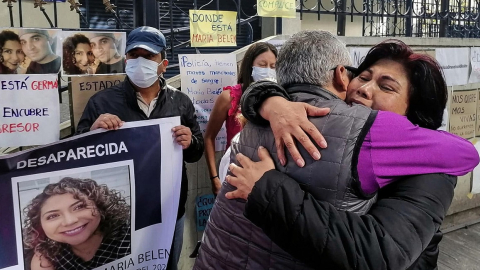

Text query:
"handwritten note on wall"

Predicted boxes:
[[349, 47, 371, 68], [449, 90, 477, 139], [257, 0, 296, 18], [469, 47, 480, 84], [179, 54, 237, 151], [189, 10, 237, 47], [70, 75, 125, 129], [436, 48, 470, 86], [0, 74, 60, 147]]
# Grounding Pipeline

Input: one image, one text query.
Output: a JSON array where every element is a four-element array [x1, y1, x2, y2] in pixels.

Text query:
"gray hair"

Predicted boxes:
[[276, 30, 352, 87]]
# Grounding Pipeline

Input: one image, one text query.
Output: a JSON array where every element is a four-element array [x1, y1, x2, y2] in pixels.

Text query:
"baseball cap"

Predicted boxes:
[[18, 29, 50, 38], [125, 26, 166, 55]]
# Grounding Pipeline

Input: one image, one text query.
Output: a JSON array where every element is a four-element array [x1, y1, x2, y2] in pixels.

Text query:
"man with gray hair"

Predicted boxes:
[[193, 30, 373, 269], [19, 29, 61, 74]]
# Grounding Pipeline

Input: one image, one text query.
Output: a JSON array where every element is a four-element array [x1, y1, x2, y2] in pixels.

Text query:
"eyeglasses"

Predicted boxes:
[[330, 65, 358, 75]]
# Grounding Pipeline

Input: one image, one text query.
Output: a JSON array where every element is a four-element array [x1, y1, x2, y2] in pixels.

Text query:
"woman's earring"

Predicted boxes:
[[72, 58, 76, 64], [0, 55, 4, 63]]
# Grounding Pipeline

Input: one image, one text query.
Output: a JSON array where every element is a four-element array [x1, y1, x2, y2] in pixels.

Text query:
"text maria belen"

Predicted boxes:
[[16, 141, 128, 169]]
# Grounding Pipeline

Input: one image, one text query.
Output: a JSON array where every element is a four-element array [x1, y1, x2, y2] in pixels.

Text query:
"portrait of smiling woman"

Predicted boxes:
[[22, 177, 131, 270], [0, 30, 26, 74]]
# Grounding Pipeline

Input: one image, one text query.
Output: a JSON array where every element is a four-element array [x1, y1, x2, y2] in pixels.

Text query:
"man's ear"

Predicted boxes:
[[163, 58, 169, 68], [333, 65, 350, 92]]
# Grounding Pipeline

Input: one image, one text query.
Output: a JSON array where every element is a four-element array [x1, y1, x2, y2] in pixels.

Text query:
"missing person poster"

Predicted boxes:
[[178, 53, 237, 151], [0, 74, 60, 147], [0, 28, 61, 75], [0, 118, 182, 270], [58, 31, 126, 76]]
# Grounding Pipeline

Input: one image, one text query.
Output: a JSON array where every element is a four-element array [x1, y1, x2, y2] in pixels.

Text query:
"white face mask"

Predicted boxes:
[[251, 66, 277, 82], [126, 57, 160, 88]]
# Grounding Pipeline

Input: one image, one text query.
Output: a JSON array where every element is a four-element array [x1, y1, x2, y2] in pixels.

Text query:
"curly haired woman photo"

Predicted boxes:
[[22, 177, 131, 270]]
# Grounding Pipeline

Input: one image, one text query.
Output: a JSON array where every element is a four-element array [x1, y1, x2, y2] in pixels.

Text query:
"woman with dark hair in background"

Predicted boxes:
[[63, 34, 95, 75], [23, 177, 130, 270], [0, 30, 26, 74], [204, 41, 277, 195]]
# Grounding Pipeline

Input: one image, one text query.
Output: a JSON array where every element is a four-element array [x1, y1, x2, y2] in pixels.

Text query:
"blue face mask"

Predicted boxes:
[[251, 66, 277, 82]]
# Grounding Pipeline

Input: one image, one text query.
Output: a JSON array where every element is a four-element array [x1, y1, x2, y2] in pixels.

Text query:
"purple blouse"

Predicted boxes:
[[357, 111, 480, 194]]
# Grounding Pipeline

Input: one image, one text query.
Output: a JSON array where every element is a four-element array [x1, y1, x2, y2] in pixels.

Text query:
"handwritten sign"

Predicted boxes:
[[476, 89, 480, 136], [449, 90, 477, 139], [0, 74, 60, 147], [189, 10, 237, 47], [349, 47, 371, 68], [70, 75, 125, 129], [179, 54, 237, 151], [257, 0, 296, 18], [436, 48, 470, 86], [472, 140, 480, 194], [195, 194, 215, 231], [469, 47, 480, 84]]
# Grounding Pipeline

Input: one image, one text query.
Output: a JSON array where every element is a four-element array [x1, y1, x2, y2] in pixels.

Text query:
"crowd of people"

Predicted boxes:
[[12, 24, 480, 270]]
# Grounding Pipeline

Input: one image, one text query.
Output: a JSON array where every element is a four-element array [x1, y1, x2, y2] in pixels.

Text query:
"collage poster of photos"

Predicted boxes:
[[0, 28, 126, 76]]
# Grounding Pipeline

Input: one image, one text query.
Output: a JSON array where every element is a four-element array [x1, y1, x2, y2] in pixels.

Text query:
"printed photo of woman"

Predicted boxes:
[[62, 34, 96, 75], [22, 177, 131, 270], [0, 30, 27, 74]]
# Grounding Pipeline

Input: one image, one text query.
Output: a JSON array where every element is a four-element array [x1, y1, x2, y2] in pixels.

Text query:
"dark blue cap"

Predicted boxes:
[[126, 26, 166, 55]]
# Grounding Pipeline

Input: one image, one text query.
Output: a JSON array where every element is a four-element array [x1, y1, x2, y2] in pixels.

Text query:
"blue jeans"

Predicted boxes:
[[167, 214, 185, 270]]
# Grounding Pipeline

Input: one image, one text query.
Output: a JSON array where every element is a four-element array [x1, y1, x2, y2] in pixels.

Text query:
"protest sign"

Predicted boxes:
[[189, 10, 237, 47], [472, 140, 480, 194], [469, 47, 480, 84], [436, 48, 470, 86], [449, 90, 477, 139], [349, 47, 371, 68], [0, 28, 61, 75], [257, 0, 296, 18], [58, 31, 126, 76], [0, 118, 182, 270], [70, 75, 126, 129], [179, 53, 237, 151], [268, 39, 286, 52], [0, 74, 60, 147], [196, 194, 215, 231]]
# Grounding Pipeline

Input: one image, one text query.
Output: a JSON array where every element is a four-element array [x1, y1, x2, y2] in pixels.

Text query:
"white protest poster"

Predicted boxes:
[[0, 118, 182, 270], [0, 74, 60, 147], [469, 47, 480, 84], [179, 53, 237, 151], [268, 39, 286, 52], [436, 48, 470, 86], [471, 140, 480, 194], [349, 47, 371, 68]]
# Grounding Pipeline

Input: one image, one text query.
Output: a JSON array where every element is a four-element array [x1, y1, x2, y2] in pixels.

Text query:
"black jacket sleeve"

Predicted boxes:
[[240, 81, 290, 126], [182, 99, 204, 163], [76, 98, 100, 135], [244, 170, 456, 270]]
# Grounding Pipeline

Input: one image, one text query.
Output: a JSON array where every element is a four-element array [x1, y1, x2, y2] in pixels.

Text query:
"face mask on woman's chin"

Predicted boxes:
[[251, 66, 277, 82], [126, 57, 161, 88]]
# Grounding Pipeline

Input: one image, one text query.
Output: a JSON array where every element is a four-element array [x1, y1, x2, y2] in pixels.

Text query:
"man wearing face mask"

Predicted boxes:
[[76, 26, 204, 270]]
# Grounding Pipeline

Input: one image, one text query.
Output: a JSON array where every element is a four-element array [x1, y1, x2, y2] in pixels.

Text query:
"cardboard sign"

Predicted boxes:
[[196, 194, 215, 231], [189, 10, 237, 47], [449, 90, 477, 139], [179, 53, 237, 151], [70, 74, 125, 129], [0, 74, 60, 147], [436, 48, 470, 86], [257, 0, 296, 18]]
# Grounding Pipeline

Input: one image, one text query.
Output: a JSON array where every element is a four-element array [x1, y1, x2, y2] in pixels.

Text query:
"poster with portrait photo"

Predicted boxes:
[[15, 162, 133, 270], [0, 28, 61, 75], [0, 118, 182, 270], [58, 31, 126, 76]]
